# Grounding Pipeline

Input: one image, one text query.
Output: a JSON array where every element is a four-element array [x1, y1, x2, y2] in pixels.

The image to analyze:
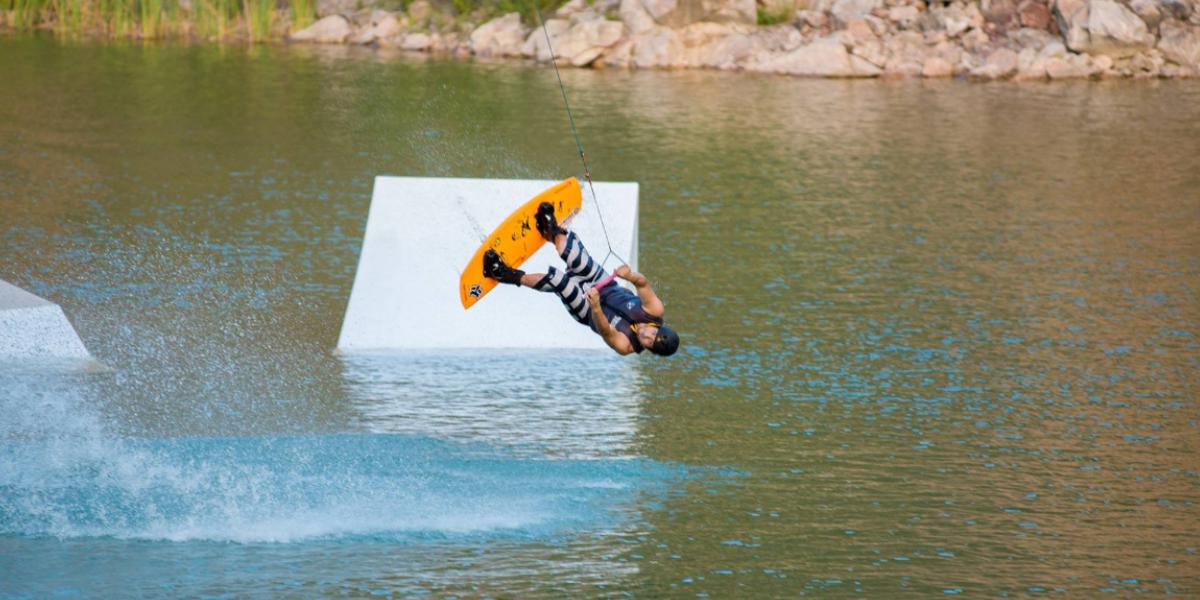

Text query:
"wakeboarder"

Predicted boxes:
[[481, 202, 679, 357]]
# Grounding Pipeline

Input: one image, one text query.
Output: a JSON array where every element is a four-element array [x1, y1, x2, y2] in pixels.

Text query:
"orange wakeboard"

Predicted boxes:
[[459, 177, 582, 309]]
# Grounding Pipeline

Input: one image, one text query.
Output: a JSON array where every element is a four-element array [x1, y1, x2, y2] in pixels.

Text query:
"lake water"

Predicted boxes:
[[1, 35, 1199, 597]]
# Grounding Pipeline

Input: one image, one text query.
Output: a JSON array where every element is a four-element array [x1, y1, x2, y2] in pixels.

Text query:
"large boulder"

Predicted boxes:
[[620, 0, 660, 33], [530, 18, 626, 65], [401, 32, 434, 50], [1055, 0, 1155, 57], [1086, 0, 1156, 55], [971, 46, 1020, 77], [289, 15, 353, 43], [883, 30, 927, 75], [471, 12, 528, 57], [1158, 19, 1200, 66], [681, 23, 756, 68], [631, 28, 682, 66], [1128, 0, 1164, 27], [350, 13, 404, 44], [523, 18, 571, 58], [751, 34, 882, 76]]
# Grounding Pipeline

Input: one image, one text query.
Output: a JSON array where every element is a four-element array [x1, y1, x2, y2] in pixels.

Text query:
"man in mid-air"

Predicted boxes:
[[482, 202, 679, 357]]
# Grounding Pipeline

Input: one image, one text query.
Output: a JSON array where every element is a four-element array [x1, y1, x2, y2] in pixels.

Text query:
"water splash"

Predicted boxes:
[[0, 377, 676, 544]]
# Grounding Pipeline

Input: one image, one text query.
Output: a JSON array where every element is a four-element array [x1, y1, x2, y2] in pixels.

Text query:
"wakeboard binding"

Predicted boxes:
[[535, 202, 566, 241], [483, 249, 525, 286]]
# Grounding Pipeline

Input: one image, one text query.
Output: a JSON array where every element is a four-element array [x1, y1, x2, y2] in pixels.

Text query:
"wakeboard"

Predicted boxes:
[[459, 177, 582, 309]]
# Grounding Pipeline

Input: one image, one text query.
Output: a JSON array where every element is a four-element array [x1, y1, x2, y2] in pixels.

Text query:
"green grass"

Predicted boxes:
[[756, 5, 793, 26], [140, 0, 163, 38], [245, 0, 271, 41], [1, 0, 575, 40], [10, 0, 53, 30], [289, 0, 313, 31]]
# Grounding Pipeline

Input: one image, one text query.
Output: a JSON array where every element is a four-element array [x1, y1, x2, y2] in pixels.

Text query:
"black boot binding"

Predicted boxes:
[[535, 202, 566, 242], [483, 249, 525, 285]]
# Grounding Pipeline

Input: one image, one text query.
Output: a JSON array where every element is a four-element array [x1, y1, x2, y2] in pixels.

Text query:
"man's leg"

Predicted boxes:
[[555, 231, 607, 285], [519, 268, 592, 325]]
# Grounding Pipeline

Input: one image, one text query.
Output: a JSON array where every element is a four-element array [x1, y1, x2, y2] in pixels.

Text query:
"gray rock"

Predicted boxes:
[[922, 55, 956, 76], [471, 13, 528, 57], [402, 32, 434, 50], [888, 4, 921, 27], [525, 17, 625, 65], [852, 37, 889, 66], [883, 30, 927, 74], [350, 13, 403, 44], [750, 23, 805, 53], [831, 0, 883, 27], [1053, 0, 1090, 48], [1128, 0, 1164, 27], [318, 0, 358, 17], [1158, 18, 1200, 66], [1057, 0, 1155, 57], [663, 22, 756, 67], [633, 0, 756, 27], [934, 3, 974, 36], [1127, 48, 1165, 74], [631, 28, 680, 66], [1014, 26, 1055, 48], [752, 33, 882, 76], [289, 15, 353, 43], [620, 0, 660, 33], [1161, 0, 1194, 20], [800, 9, 830, 28], [1018, 0, 1052, 28], [523, 18, 571, 58], [1014, 46, 1047, 78], [1045, 51, 1094, 76], [961, 26, 990, 49], [972, 46, 1020, 77], [982, 0, 1019, 24], [1085, 0, 1156, 56]]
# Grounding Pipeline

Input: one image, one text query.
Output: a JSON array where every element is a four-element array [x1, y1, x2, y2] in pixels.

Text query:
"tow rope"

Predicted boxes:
[[532, 3, 628, 278]]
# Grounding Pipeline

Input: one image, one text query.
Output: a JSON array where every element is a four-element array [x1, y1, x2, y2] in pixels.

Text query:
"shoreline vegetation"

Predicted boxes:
[[2, 0, 1198, 79]]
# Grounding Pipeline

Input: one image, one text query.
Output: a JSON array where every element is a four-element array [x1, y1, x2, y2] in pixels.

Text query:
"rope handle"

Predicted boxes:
[[593, 271, 619, 290]]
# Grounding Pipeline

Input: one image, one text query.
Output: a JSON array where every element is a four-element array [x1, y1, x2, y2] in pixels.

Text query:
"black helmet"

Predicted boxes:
[[648, 325, 680, 356]]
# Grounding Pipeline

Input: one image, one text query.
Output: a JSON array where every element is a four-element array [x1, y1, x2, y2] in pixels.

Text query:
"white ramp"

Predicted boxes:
[[338, 177, 639, 351], [0, 279, 93, 362]]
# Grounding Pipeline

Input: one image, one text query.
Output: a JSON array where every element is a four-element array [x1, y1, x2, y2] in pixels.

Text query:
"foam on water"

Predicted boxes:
[[0, 380, 673, 544]]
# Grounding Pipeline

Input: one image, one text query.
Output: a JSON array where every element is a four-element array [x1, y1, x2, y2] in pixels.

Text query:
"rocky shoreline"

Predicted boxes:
[[291, 0, 1200, 79]]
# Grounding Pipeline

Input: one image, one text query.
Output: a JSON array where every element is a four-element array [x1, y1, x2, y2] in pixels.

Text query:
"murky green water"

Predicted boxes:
[[2, 34, 1199, 596]]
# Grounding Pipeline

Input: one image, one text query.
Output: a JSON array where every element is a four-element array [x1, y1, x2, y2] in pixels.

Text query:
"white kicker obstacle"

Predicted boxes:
[[0, 279, 93, 363], [338, 177, 639, 351]]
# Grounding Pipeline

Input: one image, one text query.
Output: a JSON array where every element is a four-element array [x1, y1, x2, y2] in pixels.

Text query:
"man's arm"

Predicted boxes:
[[614, 266, 664, 318], [587, 288, 635, 355]]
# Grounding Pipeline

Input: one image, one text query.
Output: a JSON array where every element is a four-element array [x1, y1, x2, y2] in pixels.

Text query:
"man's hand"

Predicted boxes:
[[615, 265, 648, 287], [587, 286, 601, 305]]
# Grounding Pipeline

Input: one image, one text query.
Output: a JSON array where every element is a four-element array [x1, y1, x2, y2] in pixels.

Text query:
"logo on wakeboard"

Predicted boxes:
[[469, 284, 483, 299]]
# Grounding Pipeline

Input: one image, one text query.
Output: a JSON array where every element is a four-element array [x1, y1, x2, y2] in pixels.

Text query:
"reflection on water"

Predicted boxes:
[[340, 350, 643, 458]]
